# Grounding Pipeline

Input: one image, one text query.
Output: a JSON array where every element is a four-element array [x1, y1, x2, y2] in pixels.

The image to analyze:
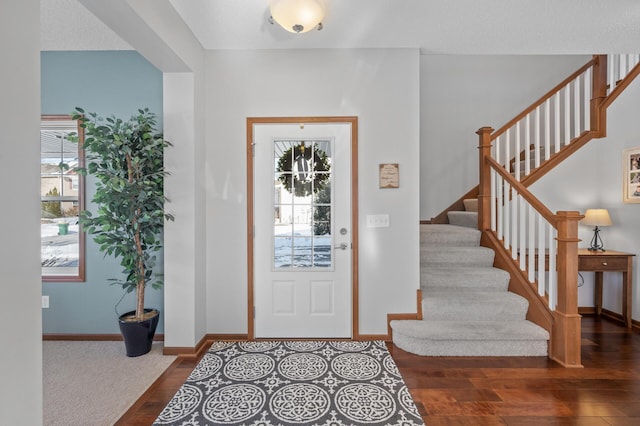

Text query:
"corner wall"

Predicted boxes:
[[41, 51, 165, 334], [0, 1, 42, 423]]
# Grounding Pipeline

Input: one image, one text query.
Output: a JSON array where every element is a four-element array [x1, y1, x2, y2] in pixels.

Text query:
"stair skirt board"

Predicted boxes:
[[391, 320, 549, 357]]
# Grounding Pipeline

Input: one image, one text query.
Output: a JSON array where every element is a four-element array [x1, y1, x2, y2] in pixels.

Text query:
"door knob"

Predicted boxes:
[[334, 242, 348, 250]]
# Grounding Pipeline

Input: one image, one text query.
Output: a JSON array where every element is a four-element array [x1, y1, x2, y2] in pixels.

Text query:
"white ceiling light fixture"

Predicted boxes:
[[269, 0, 325, 34]]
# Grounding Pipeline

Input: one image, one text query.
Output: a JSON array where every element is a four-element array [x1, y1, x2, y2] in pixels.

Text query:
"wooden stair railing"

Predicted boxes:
[[430, 55, 640, 224], [475, 54, 640, 368], [479, 127, 583, 367]]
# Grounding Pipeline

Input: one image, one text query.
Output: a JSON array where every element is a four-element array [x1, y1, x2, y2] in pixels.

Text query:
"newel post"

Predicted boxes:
[[550, 210, 584, 368], [476, 127, 493, 232]]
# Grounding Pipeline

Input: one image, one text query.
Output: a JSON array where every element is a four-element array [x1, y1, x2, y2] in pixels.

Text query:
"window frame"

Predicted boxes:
[[41, 114, 86, 282]]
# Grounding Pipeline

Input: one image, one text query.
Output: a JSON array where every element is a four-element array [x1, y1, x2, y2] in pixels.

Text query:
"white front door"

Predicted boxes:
[[253, 122, 353, 338]]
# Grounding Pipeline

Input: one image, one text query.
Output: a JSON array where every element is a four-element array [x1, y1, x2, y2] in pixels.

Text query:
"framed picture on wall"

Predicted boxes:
[[623, 145, 640, 203]]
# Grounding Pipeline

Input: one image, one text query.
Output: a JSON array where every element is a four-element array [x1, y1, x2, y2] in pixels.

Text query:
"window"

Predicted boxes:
[[41, 115, 85, 281]]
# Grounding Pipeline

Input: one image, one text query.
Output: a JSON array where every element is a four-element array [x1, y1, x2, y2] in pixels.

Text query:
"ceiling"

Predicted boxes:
[[41, 0, 640, 54]]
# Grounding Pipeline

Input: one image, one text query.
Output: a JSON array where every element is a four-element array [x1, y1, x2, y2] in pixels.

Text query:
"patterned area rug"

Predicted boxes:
[[154, 340, 424, 426]]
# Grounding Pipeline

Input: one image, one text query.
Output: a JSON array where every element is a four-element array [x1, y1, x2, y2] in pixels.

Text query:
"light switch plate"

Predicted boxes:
[[366, 214, 390, 228]]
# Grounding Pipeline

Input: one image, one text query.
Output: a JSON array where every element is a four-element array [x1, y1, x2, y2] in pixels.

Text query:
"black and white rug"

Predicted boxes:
[[153, 340, 424, 426]]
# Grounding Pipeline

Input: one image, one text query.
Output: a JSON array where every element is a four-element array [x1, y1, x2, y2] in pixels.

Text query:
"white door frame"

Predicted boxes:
[[246, 116, 359, 340]]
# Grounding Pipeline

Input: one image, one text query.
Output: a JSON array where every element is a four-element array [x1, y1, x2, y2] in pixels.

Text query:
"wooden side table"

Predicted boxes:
[[578, 249, 635, 328]]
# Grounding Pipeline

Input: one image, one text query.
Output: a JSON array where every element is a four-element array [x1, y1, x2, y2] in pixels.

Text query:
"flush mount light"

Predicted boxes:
[[269, 0, 325, 33]]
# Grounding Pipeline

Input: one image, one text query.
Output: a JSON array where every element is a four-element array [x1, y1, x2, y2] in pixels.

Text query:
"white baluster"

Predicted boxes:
[[537, 213, 546, 297], [573, 77, 581, 137], [548, 224, 557, 310], [519, 195, 526, 270], [496, 173, 503, 240], [584, 68, 591, 133], [524, 114, 531, 175], [554, 92, 560, 153], [491, 168, 496, 232], [511, 186, 517, 260], [504, 183, 510, 250], [535, 106, 541, 167], [608, 54, 615, 95], [495, 136, 503, 240], [564, 85, 570, 144], [528, 205, 536, 282], [515, 121, 521, 181], [544, 98, 551, 161], [505, 128, 511, 172]]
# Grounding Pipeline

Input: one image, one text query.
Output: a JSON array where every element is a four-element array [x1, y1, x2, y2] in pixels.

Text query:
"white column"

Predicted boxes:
[[0, 1, 42, 424], [163, 73, 206, 348]]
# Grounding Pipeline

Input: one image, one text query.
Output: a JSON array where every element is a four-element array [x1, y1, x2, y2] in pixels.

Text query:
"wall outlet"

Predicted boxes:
[[366, 214, 390, 228], [42, 295, 49, 309]]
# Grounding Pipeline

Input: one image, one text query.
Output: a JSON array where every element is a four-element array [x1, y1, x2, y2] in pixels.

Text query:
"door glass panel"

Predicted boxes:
[[273, 140, 332, 269]]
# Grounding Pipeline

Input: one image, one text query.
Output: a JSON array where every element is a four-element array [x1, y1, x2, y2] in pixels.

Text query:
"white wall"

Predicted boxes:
[[0, 0, 42, 423], [531, 75, 640, 322], [420, 55, 590, 220], [205, 49, 421, 336]]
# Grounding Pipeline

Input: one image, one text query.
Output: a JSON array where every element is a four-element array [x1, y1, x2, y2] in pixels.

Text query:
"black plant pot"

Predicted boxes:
[[118, 308, 160, 357]]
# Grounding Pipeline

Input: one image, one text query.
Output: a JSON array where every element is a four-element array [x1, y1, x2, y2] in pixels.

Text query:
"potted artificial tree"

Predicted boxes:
[[72, 107, 174, 357]]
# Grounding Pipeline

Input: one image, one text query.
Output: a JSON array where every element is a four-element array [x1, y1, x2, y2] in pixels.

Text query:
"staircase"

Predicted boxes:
[[390, 217, 549, 356], [393, 55, 640, 365]]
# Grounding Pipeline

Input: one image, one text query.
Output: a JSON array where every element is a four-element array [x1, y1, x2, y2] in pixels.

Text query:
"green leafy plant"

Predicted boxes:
[[71, 107, 174, 322]]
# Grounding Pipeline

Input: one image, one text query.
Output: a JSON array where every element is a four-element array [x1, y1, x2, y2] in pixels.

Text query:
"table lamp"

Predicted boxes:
[[582, 209, 612, 252]]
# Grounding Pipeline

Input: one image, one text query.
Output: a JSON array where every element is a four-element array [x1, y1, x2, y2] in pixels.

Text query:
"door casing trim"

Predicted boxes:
[[246, 116, 359, 340]]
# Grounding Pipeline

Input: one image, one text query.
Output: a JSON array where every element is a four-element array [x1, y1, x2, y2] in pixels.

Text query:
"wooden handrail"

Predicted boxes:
[[519, 130, 596, 187], [486, 156, 557, 226], [491, 57, 598, 141], [601, 61, 640, 110]]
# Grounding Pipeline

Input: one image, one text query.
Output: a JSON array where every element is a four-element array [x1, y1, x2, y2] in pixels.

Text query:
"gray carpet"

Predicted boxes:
[[154, 340, 424, 426], [43, 340, 176, 426], [391, 223, 549, 356]]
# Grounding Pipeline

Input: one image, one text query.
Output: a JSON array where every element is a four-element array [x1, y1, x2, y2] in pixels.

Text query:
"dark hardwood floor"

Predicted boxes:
[[117, 316, 640, 425]]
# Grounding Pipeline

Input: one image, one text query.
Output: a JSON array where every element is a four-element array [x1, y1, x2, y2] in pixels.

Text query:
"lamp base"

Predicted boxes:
[[588, 226, 606, 252]]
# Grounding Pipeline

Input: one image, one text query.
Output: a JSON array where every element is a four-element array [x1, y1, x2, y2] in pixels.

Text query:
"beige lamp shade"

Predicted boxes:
[[582, 209, 612, 227], [270, 0, 325, 33]]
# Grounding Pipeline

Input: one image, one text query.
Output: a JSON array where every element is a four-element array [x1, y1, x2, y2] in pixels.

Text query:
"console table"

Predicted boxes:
[[578, 249, 634, 328]]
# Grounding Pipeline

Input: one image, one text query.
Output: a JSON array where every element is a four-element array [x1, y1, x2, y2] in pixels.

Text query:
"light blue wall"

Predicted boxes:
[[41, 51, 165, 334]]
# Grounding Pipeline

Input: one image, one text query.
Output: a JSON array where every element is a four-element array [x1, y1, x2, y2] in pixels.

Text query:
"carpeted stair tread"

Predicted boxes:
[[390, 320, 549, 356], [447, 211, 478, 229], [421, 246, 494, 267], [422, 291, 529, 321], [421, 267, 510, 291], [420, 224, 480, 246], [391, 319, 549, 341]]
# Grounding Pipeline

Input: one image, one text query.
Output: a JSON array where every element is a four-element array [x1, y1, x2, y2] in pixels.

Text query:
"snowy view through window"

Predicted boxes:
[[41, 118, 83, 279], [273, 140, 332, 269]]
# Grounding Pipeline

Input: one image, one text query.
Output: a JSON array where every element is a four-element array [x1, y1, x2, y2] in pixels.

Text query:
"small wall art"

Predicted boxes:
[[623, 145, 640, 203], [379, 163, 399, 189]]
